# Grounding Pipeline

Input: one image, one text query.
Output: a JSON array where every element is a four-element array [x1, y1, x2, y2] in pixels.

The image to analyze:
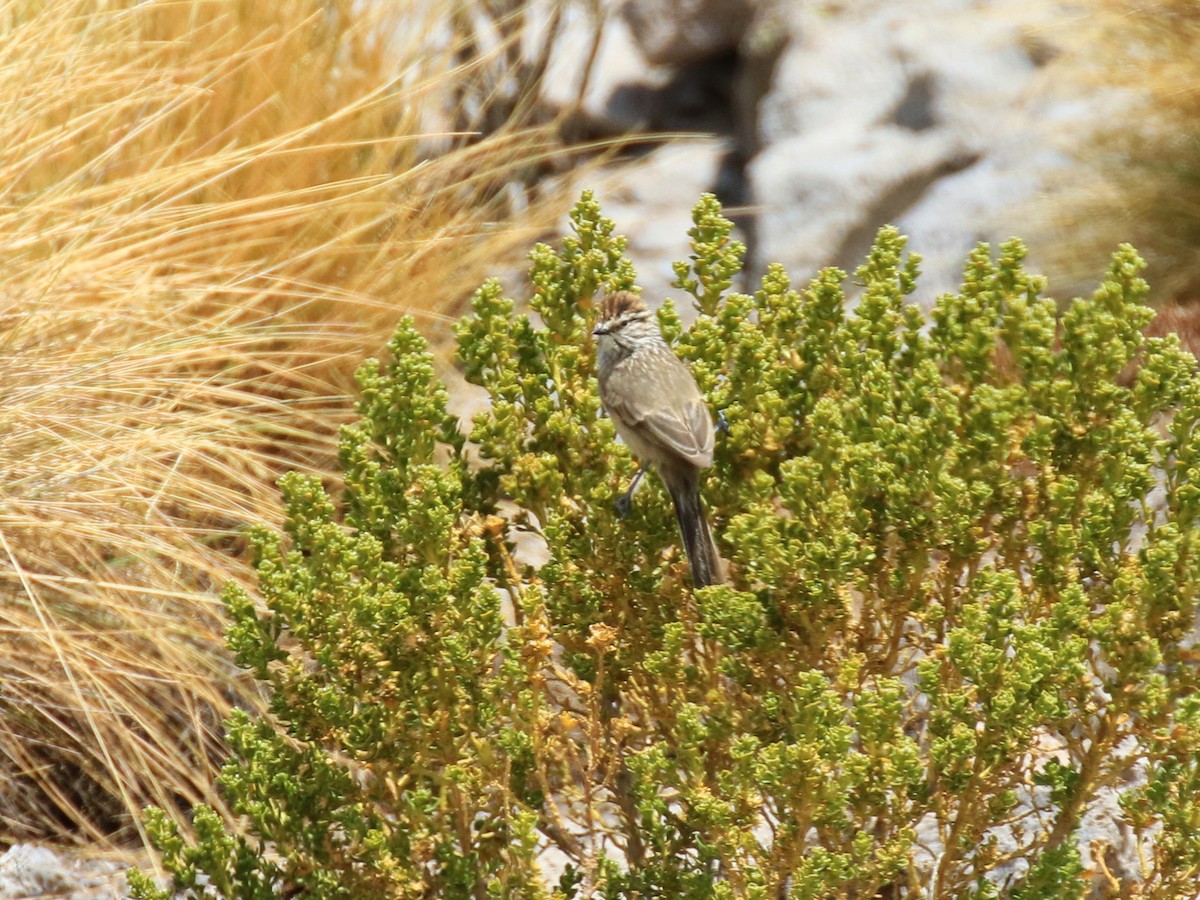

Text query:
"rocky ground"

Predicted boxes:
[[550, 0, 1087, 306], [0, 846, 131, 899]]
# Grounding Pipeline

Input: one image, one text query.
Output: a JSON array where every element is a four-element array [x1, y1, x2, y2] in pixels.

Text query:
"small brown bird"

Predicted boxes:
[[592, 291, 722, 587]]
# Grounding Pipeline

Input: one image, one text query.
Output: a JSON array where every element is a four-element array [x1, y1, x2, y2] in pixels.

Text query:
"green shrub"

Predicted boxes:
[[129, 193, 1200, 898]]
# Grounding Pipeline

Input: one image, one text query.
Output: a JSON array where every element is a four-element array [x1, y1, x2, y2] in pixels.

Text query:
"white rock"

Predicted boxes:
[[1079, 781, 1142, 894], [755, 2, 910, 145], [542, 2, 671, 134], [590, 138, 734, 306], [896, 147, 1064, 302], [0, 844, 125, 900], [749, 125, 971, 284], [746, 0, 1078, 292], [0, 845, 76, 898]]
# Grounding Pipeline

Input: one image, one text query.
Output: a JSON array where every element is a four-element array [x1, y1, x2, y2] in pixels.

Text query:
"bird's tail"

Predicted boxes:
[[667, 473, 723, 588]]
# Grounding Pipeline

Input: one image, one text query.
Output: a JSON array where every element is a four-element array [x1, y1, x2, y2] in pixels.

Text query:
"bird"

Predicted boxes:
[[592, 290, 723, 587]]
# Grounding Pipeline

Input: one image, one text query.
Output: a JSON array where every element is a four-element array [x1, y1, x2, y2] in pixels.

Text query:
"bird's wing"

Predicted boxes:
[[640, 398, 714, 468], [603, 354, 714, 468]]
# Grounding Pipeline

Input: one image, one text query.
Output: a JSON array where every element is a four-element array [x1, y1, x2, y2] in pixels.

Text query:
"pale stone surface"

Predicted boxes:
[[0, 845, 128, 899], [895, 143, 1068, 299], [554, 0, 1084, 305], [748, 125, 976, 285], [754, 1, 911, 145], [1079, 778, 1143, 896], [543, 1, 672, 134], [747, 0, 1081, 297], [0, 846, 74, 898], [592, 137, 731, 307]]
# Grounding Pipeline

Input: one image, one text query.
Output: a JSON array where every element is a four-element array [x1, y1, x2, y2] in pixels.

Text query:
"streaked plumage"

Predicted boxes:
[[593, 290, 722, 587]]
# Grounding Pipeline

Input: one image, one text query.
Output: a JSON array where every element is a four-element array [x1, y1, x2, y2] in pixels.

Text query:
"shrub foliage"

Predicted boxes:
[[131, 194, 1200, 898]]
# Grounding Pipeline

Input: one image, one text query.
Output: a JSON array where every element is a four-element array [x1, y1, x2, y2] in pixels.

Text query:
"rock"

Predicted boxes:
[[745, 0, 1078, 294], [543, 0, 1089, 304], [543, 2, 747, 138], [895, 147, 1064, 301], [754, 1, 910, 146], [542, 2, 671, 135], [1078, 777, 1143, 896], [753, 0, 1065, 143], [749, 125, 975, 285], [590, 138, 734, 306], [891, 78, 1088, 301], [621, 0, 755, 68], [0, 844, 127, 899], [0, 845, 75, 898]]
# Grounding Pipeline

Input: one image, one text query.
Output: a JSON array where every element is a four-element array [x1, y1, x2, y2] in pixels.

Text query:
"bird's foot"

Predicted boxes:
[[614, 463, 648, 518], [615, 490, 634, 518]]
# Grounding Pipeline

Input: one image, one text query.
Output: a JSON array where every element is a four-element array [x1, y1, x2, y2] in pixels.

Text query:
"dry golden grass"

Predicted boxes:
[[1037, 0, 1200, 305], [0, 0, 575, 848]]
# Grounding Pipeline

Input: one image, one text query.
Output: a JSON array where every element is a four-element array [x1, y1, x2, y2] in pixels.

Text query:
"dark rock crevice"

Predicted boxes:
[[831, 150, 981, 276], [891, 72, 938, 132]]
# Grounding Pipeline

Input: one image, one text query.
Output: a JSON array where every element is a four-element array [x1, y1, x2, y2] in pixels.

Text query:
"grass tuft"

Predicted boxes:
[[1038, 0, 1200, 306], [0, 0, 573, 848]]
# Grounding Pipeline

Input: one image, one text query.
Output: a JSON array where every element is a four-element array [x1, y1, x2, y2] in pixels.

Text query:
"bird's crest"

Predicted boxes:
[[598, 290, 647, 322]]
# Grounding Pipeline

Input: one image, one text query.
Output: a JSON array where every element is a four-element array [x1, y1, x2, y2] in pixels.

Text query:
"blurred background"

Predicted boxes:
[[0, 0, 1195, 891], [555, 0, 1197, 319]]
